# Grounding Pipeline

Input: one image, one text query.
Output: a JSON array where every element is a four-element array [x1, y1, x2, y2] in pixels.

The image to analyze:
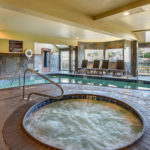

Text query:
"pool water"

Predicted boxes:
[[24, 99, 143, 150], [0, 74, 150, 90]]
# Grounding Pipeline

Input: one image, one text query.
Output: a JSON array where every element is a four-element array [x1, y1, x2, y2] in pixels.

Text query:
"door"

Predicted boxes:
[[41, 48, 51, 72], [138, 47, 150, 75], [61, 51, 69, 71]]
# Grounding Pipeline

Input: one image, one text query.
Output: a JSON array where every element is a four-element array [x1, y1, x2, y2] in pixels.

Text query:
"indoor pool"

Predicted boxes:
[[0, 74, 150, 90], [23, 94, 144, 150]]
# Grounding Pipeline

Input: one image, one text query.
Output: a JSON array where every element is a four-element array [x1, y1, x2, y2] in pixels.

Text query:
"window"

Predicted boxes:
[[124, 46, 131, 74], [85, 49, 104, 61], [138, 48, 150, 75], [61, 51, 69, 71], [85, 49, 104, 68], [105, 49, 123, 60], [146, 31, 150, 42]]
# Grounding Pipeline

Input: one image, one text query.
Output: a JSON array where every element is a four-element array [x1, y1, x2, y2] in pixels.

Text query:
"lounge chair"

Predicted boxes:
[[106, 61, 117, 75], [108, 60, 126, 76], [86, 60, 100, 75], [115, 60, 126, 76], [77, 60, 88, 74], [97, 60, 109, 75]]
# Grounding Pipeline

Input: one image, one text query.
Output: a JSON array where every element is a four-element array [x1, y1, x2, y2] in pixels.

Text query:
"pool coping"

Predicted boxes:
[[1, 80, 150, 92], [48, 73, 150, 84], [1, 72, 150, 84], [22, 94, 146, 150]]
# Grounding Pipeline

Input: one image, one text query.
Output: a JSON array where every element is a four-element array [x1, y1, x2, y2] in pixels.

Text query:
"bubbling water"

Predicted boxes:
[[24, 99, 142, 150]]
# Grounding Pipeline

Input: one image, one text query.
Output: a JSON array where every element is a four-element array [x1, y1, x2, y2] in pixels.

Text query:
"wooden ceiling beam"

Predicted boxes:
[[93, 0, 150, 20], [53, 44, 60, 50], [132, 29, 150, 32]]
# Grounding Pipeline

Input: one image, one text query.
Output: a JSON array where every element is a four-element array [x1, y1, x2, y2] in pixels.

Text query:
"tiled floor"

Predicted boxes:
[[0, 83, 150, 150]]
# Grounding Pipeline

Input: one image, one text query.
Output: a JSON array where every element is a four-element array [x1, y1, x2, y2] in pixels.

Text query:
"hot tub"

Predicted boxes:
[[23, 94, 145, 150]]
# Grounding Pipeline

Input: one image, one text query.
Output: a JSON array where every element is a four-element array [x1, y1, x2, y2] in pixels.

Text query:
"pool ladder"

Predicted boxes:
[[22, 68, 64, 100]]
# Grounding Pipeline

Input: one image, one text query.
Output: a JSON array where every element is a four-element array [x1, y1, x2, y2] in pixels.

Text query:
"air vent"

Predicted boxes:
[[129, 7, 145, 15]]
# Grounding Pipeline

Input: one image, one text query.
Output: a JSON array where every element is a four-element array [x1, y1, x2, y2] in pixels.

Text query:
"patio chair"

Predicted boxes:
[[116, 60, 126, 76], [107, 60, 126, 76], [107, 61, 117, 75], [86, 60, 100, 75], [77, 60, 88, 73], [97, 60, 109, 75]]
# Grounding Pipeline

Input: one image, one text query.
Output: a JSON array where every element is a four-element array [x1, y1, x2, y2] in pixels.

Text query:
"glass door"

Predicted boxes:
[[61, 51, 69, 71], [138, 48, 150, 75]]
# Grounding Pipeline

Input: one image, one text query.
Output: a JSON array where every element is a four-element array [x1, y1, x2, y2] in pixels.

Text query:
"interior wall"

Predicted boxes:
[[0, 39, 34, 53], [78, 40, 132, 74], [78, 40, 124, 66], [0, 54, 34, 77], [0, 39, 34, 77], [34, 43, 59, 73], [0, 30, 78, 46]]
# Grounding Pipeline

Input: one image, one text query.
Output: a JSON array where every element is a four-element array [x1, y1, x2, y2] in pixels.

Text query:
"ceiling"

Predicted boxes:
[[0, 0, 150, 43], [0, 8, 120, 41], [48, 0, 138, 16], [97, 4, 150, 31]]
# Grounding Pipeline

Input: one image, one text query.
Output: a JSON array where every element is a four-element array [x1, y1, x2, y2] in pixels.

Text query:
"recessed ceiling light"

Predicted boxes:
[[123, 11, 130, 16], [76, 37, 79, 40]]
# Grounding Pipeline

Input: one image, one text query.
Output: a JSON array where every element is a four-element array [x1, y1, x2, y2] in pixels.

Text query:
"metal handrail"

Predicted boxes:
[[23, 68, 64, 100]]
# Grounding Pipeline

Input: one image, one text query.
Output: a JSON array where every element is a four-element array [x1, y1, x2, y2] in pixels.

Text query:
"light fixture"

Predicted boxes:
[[123, 11, 130, 16], [76, 36, 79, 40]]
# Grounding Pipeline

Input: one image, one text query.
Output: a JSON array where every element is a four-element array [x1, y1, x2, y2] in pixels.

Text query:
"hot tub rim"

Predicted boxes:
[[22, 93, 146, 150]]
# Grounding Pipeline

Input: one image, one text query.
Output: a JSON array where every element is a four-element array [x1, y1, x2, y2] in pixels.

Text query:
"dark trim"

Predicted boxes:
[[75, 46, 78, 71], [139, 42, 150, 48], [59, 50, 61, 71], [0, 52, 24, 55], [131, 41, 138, 77], [69, 46, 72, 72], [59, 48, 70, 51]]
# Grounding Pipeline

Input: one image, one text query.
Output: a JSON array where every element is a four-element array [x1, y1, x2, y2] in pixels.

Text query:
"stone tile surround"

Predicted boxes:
[[0, 84, 150, 150]]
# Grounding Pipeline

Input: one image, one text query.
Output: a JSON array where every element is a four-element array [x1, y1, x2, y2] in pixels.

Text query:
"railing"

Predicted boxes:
[[23, 68, 64, 100]]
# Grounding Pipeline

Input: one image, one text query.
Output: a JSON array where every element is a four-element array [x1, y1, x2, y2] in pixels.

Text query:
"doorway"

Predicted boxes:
[[61, 51, 69, 71], [42, 48, 51, 72]]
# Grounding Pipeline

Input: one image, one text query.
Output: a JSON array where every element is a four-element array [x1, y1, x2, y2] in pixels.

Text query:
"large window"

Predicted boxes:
[[105, 49, 123, 60], [124, 46, 131, 74], [138, 48, 150, 75], [85, 49, 104, 61], [85, 49, 104, 68], [61, 51, 69, 71]]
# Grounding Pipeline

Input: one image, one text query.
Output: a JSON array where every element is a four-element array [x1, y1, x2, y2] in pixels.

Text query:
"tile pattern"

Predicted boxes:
[[1, 84, 150, 150], [22, 94, 145, 149]]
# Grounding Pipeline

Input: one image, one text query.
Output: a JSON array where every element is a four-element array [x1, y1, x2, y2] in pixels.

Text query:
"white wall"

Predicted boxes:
[[34, 42, 59, 54]]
